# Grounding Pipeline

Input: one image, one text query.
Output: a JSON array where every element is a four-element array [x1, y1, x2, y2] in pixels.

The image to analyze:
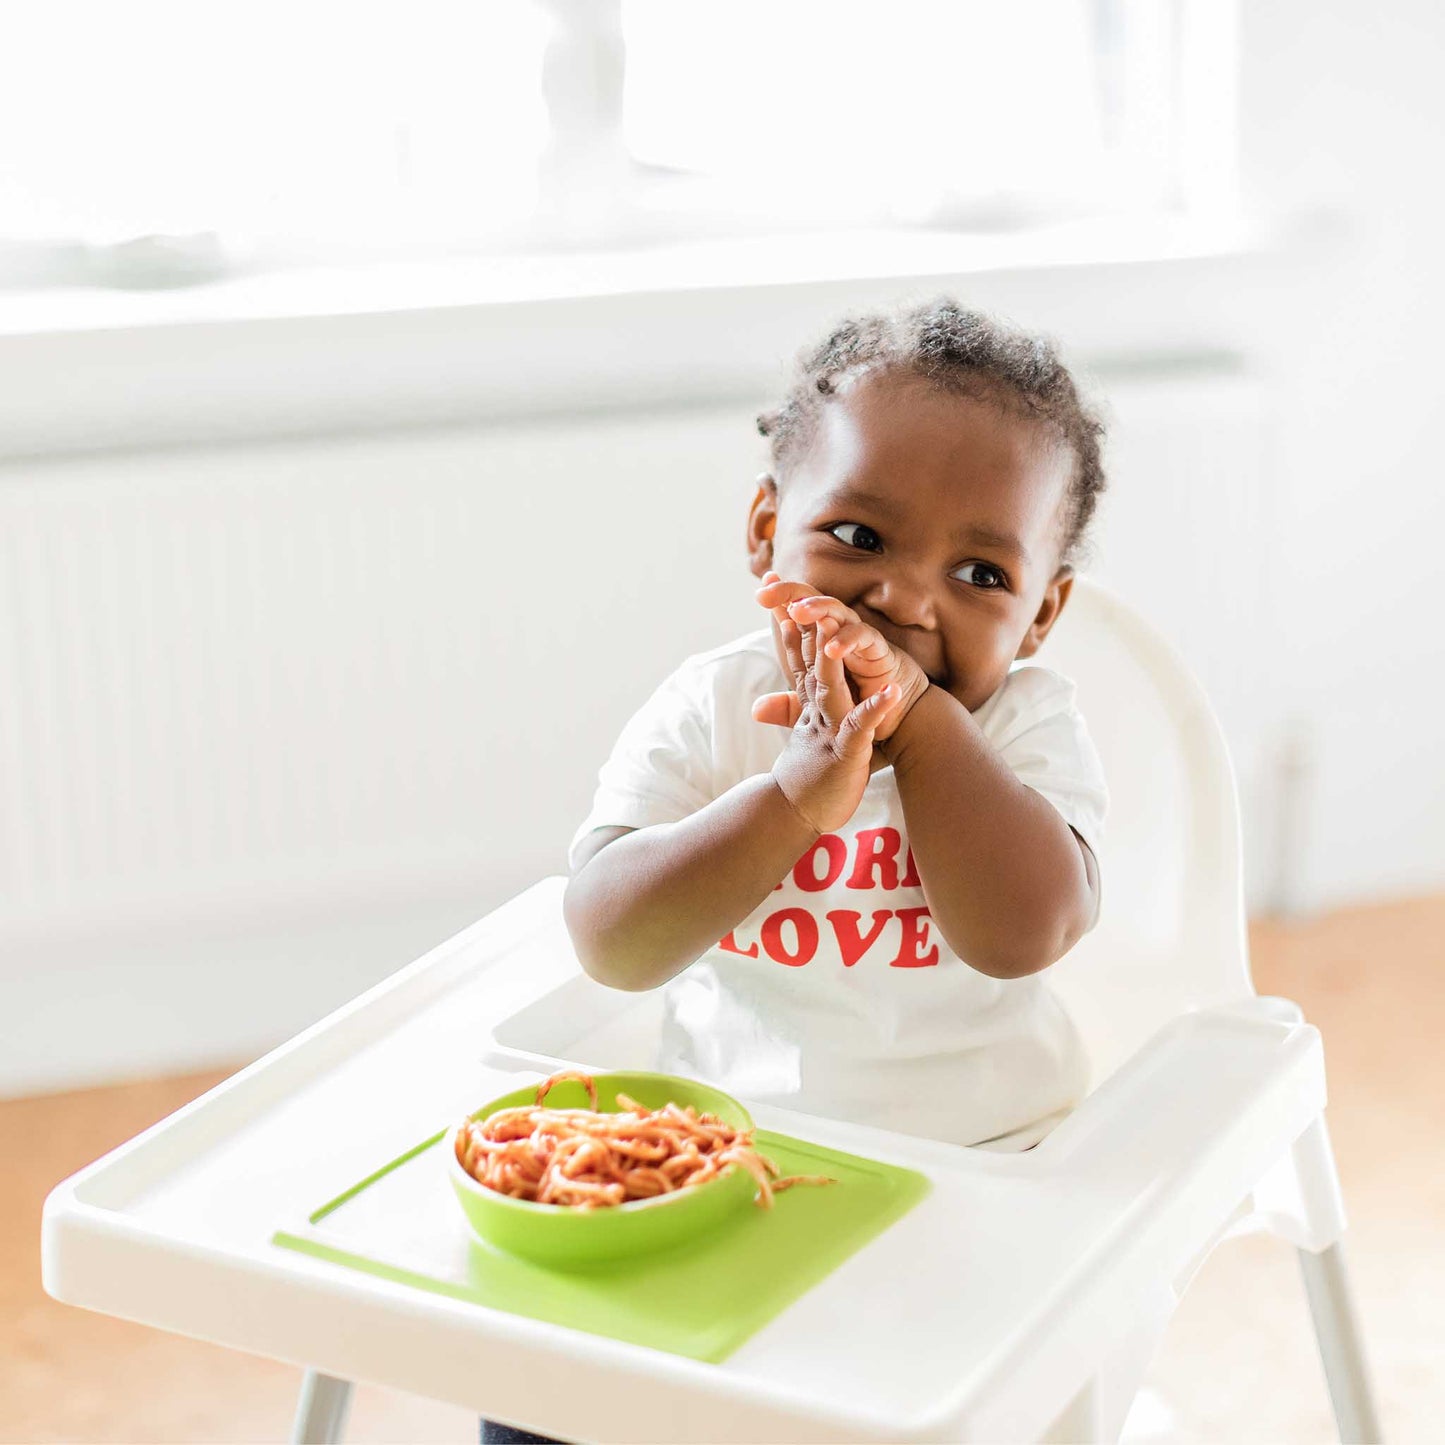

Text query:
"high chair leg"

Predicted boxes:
[[1281, 1114, 1381, 1444], [292, 1370, 353, 1444], [1299, 1242, 1382, 1445]]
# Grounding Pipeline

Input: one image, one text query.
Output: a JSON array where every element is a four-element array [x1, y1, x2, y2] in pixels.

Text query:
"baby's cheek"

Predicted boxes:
[[957, 657, 1013, 712]]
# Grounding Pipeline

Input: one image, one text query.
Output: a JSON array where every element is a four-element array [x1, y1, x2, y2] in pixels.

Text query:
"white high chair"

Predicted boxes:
[[287, 577, 1381, 1442], [42, 579, 1382, 1444], [1022, 577, 1381, 1442]]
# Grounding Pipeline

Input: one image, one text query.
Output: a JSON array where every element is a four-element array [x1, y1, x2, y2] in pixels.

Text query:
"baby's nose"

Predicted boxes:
[[860, 570, 937, 631]]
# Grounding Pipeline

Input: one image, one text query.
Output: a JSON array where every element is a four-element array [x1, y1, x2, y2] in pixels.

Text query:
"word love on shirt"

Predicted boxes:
[[718, 826, 940, 970]]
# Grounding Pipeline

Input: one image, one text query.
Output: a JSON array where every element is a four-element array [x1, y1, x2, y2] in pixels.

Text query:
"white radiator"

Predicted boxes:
[[3, 445, 496, 933]]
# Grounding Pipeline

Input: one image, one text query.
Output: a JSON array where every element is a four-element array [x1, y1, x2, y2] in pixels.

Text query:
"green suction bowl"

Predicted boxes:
[[449, 1071, 757, 1268]]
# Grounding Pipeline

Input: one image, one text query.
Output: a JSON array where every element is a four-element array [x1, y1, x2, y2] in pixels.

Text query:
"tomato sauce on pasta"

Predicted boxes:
[[454, 1070, 830, 1209]]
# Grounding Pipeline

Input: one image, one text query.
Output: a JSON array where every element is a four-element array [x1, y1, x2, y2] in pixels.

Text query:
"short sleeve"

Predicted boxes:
[[567, 662, 717, 870], [979, 666, 1109, 862]]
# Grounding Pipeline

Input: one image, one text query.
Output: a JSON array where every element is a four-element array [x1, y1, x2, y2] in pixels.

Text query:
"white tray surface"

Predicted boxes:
[[45, 879, 1323, 1443]]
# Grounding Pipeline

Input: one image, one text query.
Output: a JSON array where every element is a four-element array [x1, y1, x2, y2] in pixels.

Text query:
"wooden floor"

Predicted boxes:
[[5, 895, 1443, 1443]]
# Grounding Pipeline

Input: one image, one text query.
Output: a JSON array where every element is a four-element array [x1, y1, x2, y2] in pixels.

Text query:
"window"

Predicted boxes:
[[622, 0, 1213, 229], [0, 0, 1236, 289]]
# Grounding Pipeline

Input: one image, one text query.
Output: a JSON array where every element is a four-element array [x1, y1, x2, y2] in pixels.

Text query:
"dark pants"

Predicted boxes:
[[481, 1420, 565, 1444]]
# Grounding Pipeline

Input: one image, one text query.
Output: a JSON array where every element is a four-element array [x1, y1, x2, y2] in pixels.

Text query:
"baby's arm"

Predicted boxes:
[[778, 588, 1098, 981], [882, 684, 1098, 980], [564, 616, 902, 992]]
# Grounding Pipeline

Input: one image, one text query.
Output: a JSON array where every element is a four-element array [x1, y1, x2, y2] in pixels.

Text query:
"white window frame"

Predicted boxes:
[[0, 0, 1239, 292]]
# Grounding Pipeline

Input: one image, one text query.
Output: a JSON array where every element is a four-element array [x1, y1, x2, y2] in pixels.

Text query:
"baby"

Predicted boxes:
[[563, 299, 1108, 1152]]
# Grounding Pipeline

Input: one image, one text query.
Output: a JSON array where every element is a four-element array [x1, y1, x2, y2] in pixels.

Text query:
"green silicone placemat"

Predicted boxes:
[[273, 1127, 930, 1363]]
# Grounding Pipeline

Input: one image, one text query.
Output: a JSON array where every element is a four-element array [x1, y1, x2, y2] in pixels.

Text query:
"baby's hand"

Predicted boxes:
[[756, 598, 904, 833], [754, 575, 930, 742]]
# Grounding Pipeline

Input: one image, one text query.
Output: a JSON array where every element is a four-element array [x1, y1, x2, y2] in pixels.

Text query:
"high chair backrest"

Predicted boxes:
[[1037, 578, 1254, 1087]]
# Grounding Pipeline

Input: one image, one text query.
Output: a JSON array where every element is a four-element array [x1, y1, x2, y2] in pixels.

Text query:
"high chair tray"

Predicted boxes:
[[42, 878, 1327, 1444], [274, 1125, 929, 1363]]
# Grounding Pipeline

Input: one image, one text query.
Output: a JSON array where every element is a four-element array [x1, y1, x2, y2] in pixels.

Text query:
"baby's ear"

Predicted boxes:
[[746, 474, 778, 578], [1015, 567, 1074, 659]]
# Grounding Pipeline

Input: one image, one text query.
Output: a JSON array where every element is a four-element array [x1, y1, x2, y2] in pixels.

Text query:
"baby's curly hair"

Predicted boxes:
[[757, 298, 1106, 567]]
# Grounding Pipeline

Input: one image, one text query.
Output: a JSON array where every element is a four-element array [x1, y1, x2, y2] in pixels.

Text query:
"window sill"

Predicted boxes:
[[0, 214, 1277, 461]]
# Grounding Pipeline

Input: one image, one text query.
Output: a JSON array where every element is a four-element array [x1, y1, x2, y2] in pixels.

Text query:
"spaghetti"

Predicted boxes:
[[454, 1070, 832, 1210]]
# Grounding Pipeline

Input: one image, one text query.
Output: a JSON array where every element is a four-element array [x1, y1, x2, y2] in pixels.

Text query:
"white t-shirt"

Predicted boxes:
[[570, 629, 1108, 1151]]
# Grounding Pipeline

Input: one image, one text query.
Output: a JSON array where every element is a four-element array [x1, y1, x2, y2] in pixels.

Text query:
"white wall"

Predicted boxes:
[[4, 0, 1444, 1096], [1229, 0, 1445, 906], [0, 408, 765, 1094]]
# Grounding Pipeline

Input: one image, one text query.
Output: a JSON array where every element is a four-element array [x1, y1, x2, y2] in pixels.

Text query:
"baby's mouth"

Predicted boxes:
[[875, 630, 946, 689]]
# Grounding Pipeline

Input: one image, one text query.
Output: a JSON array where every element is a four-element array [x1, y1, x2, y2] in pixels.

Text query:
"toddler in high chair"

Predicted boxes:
[[483, 302, 1109, 1442], [565, 296, 1108, 1149]]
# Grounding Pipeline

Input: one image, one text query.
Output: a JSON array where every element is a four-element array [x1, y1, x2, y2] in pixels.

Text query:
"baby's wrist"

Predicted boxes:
[[767, 765, 828, 840], [877, 680, 939, 767]]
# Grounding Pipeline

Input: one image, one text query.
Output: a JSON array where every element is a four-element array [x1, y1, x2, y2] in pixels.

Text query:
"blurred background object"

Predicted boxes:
[[2, 1, 1442, 1439]]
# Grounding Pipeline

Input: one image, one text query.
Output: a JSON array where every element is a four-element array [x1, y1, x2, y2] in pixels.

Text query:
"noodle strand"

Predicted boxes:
[[456, 1071, 834, 1211]]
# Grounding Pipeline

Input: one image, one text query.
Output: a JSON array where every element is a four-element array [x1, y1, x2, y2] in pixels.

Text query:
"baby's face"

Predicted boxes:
[[748, 371, 1075, 713]]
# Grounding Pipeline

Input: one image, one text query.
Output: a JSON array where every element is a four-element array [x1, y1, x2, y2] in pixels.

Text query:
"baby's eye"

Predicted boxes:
[[827, 522, 883, 552], [952, 561, 1008, 590]]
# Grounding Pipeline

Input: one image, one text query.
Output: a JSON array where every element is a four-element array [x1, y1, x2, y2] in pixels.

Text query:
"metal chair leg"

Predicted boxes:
[[1298, 1242, 1383, 1444], [292, 1370, 354, 1445]]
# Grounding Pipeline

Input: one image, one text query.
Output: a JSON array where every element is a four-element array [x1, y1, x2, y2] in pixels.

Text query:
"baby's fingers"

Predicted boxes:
[[836, 683, 902, 757], [812, 617, 854, 729], [777, 614, 808, 697], [796, 616, 820, 674], [755, 576, 821, 612], [824, 620, 895, 677], [752, 691, 804, 729], [786, 595, 860, 633]]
